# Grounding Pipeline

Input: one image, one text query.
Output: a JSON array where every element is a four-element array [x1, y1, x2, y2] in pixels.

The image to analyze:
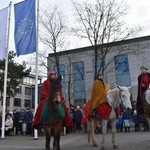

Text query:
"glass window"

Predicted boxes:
[[24, 99, 31, 107], [54, 64, 66, 99], [93, 59, 102, 73], [114, 54, 131, 86], [15, 85, 22, 94], [14, 98, 21, 107], [54, 64, 65, 83], [6, 97, 10, 107], [72, 62, 84, 81], [74, 99, 86, 107], [1, 97, 10, 106], [93, 59, 107, 81], [25, 87, 31, 95], [72, 61, 86, 102]]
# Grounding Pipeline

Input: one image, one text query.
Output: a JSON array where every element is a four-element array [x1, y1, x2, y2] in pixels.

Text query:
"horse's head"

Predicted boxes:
[[107, 85, 132, 109], [48, 77, 62, 105], [117, 85, 132, 110]]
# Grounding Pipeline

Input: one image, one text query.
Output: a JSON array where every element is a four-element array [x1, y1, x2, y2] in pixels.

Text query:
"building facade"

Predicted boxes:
[[0, 74, 42, 111], [48, 36, 150, 107]]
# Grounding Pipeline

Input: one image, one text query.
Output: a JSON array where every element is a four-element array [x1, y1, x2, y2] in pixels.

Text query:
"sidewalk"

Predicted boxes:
[[0, 133, 85, 150]]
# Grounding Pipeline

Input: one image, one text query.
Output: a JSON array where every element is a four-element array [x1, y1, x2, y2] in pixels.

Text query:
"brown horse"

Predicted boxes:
[[42, 77, 65, 150]]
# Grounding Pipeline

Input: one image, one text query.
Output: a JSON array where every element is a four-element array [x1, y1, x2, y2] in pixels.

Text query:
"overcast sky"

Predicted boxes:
[[1, 0, 150, 63]]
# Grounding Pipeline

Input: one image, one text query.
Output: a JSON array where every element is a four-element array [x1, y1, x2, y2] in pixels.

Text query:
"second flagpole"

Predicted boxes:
[[1, 1, 12, 139], [34, 0, 40, 140]]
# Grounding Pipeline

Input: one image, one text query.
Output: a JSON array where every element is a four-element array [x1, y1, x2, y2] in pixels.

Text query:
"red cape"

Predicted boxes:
[[33, 79, 72, 129], [81, 100, 90, 124]]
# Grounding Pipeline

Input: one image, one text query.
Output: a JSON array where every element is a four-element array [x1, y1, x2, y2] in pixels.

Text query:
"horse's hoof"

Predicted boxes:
[[101, 146, 107, 150], [45, 145, 50, 150], [93, 143, 98, 147], [113, 145, 118, 149], [52, 147, 60, 150]]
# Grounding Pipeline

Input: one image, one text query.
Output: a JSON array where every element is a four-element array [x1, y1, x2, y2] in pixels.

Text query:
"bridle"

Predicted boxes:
[[107, 89, 124, 108]]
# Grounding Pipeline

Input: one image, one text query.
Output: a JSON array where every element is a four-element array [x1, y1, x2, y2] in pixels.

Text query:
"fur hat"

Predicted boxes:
[[49, 70, 56, 76], [140, 65, 148, 70]]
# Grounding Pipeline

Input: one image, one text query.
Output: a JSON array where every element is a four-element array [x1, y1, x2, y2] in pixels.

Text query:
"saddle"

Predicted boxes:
[[96, 102, 120, 119], [41, 102, 65, 124]]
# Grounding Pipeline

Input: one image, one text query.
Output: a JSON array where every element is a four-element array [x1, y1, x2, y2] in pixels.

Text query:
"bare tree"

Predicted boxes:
[[72, 0, 141, 79], [39, 5, 68, 75], [65, 54, 74, 110]]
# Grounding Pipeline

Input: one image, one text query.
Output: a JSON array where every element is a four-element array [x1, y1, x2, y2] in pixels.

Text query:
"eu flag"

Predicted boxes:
[[14, 0, 36, 56]]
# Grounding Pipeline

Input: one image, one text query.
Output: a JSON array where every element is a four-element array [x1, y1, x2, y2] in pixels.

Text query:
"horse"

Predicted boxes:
[[143, 85, 150, 128], [87, 85, 132, 150], [42, 77, 65, 150]]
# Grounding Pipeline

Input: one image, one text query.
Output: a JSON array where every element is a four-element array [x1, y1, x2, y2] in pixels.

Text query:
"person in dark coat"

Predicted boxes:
[[72, 106, 83, 132], [13, 111, 20, 135], [133, 110, 140, 132], [116, 113, 123, 132], [136, 66, 150, 115], [23, 107, 33, 135], [122, 108, 131, 132]]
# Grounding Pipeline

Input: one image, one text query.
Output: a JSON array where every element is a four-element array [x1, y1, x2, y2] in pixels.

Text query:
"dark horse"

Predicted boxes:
[[42, 77, 65, 150]]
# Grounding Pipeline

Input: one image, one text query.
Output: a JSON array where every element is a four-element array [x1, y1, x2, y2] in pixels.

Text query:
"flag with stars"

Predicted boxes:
[[14, 0, 36, 56]]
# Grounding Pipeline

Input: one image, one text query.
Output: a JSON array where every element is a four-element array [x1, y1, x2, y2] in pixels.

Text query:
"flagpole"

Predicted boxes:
[[1, 1, 12, 139], [34, 0, 40, 140]]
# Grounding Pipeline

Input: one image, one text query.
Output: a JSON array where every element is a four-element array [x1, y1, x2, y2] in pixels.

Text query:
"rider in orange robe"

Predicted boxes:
[[33, 71, 72, 129], [89, 73, 110, 115]]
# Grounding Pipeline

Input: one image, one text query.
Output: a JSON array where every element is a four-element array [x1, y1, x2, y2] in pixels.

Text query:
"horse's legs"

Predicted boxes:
[[53, 130, 61, 150], [87, 119, 98, 147], [101, 119, 107, 150], [45, 131, 51, 150], [111, 120, 118, 149], [146, 117, 150, 130], [92, 119, 98, 147]]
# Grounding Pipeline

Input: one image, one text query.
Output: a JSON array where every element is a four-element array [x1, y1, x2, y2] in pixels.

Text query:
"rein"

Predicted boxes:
[[107, 89, 123, 108]]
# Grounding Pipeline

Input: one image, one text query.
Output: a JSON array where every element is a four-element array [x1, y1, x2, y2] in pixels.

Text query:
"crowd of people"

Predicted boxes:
[[0, 65, 150, 136], [1, 105, 149, 136], [0, 107, 34, 136]]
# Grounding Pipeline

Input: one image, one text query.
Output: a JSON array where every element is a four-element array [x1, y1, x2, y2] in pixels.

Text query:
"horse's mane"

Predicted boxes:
[[107, 86, 129, 103], [48, 77, 62, 102], [107, 88, 119, 102]]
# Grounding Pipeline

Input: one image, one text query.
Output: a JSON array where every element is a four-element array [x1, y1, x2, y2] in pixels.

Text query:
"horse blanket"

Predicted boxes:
[[96, 103, 120, 119], [82, 100, 120, 122], [42, 102, 65, 124]]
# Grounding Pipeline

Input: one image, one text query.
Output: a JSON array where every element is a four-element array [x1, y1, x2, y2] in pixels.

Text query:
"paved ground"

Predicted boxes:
[[0, 130, 150, 150]]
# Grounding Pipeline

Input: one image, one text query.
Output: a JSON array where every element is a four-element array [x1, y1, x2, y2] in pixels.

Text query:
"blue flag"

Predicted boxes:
[[14, 0, 36, 56]]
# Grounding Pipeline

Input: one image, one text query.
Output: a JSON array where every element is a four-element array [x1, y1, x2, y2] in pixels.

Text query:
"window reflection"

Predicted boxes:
[[115, 54, 131, 86], [72, 61, 86, 105]]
